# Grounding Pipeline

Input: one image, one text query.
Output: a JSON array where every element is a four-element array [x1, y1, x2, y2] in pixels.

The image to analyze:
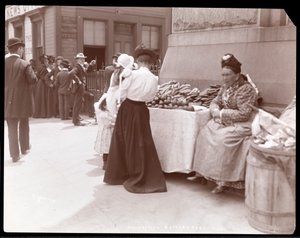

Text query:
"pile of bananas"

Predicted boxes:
[[147, 80, 201, 110], [192, 85, 222, 107], [147, 80, 222, 110]]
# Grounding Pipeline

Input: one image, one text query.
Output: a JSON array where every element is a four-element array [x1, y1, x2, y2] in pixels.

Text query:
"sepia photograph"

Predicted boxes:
[[3, 5, 296, 235]]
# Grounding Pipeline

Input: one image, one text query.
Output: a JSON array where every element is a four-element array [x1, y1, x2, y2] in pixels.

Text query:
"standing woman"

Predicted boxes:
[[33, 54, 50, 118], [190, 53, 257, 194], [45, 56, 63, 117], [103, 45, 167, 193]]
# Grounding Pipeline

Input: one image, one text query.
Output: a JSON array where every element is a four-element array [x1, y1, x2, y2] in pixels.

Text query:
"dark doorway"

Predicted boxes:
[[84, 46, 105, 70]]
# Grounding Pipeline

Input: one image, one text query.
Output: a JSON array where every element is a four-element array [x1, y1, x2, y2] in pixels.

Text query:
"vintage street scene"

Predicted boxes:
[[3, 6, 296, 235]]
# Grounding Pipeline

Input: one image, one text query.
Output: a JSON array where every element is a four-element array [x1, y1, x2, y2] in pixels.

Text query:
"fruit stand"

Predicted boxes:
[[146, 80, 221, 173], [149, 107, 211, 173]]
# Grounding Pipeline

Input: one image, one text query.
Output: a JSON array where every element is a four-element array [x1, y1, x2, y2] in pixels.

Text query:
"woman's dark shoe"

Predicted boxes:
[[186, 176, 207, 185], [74, 122, 85, 126], [102, 154, 108, 170]]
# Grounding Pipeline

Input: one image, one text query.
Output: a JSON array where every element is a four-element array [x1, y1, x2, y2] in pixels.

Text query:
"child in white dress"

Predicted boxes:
[[94, 94, 114, 170], [95, 54, 136, 170]]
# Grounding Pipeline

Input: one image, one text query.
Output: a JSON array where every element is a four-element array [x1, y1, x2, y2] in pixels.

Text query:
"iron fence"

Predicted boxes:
[[86, 69, 160, 101], [86, 70, 106, 101]]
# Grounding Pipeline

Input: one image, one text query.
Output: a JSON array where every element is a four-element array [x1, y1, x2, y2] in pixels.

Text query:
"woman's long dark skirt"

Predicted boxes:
[[103, 99, 167, 193]]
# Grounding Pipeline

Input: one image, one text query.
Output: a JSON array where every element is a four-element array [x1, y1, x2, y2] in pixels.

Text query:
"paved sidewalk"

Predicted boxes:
[[3, 116, 263, 234]]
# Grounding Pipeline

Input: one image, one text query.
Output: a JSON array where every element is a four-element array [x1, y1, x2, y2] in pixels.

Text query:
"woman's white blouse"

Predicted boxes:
[[120, 66, 158, 102]]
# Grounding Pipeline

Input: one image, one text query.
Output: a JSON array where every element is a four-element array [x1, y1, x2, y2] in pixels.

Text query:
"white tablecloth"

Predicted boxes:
[[149, 108, 211, 173]]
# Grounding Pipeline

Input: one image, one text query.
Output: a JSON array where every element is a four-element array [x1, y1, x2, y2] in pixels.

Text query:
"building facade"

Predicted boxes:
[[160, 8, 296, 106], [5, 6, 172, 69], [5, 7, 296, 106]]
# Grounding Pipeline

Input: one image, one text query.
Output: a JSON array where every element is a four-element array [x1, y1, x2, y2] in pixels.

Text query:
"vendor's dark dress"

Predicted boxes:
[[33, 64, 49, 118], [103, 99, 167, 193]]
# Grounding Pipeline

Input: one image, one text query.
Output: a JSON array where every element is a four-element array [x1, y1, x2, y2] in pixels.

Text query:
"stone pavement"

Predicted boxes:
[[3, 116, 263, 234]]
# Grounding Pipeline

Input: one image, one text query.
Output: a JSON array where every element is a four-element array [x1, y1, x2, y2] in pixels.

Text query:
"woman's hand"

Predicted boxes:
[[212, 108, 222, 123], [212, 108, 220, 118]]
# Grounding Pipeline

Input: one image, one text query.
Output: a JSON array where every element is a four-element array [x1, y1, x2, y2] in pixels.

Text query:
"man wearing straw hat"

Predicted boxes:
[[69, 52, 96, 126], [5, 37, 38, 162]]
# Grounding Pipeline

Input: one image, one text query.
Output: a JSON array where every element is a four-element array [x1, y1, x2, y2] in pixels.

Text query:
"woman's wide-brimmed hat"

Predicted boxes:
[[7, 37, 25, 49], [133, 43, 157, 60], [75, 53, 87, 59], [221, 53, 242, 74], [117, 54, 134, 69]]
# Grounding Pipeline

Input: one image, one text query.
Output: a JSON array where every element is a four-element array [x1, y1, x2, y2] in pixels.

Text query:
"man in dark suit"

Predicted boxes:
[[5, 37, 38, 162], [69, 53, 96, 126]]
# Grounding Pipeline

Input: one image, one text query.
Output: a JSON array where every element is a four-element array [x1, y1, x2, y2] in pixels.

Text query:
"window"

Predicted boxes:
[[14, 26, 23, 39], [142, 25, 160, 50], [32, 20, 43, 62], [84, 20, 106, 46]]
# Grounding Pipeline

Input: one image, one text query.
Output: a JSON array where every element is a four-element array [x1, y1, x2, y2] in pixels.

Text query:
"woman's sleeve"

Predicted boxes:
[[119, 75, 132, 102], [143, 75, 158, 102], [221, 84, 257, 124]]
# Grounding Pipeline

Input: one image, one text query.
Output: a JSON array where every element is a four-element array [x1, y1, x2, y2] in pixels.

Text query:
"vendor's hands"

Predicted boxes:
[[214, 117, 222, 124], [90, 60, 96, 65], [211, 108, 221, 118]]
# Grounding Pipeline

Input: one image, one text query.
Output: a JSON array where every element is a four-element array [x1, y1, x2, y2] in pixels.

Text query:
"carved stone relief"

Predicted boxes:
[[172, 8, 258, 32]]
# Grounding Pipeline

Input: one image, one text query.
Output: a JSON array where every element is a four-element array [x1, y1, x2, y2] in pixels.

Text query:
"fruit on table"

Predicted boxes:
[[147, 80, 221, 110]]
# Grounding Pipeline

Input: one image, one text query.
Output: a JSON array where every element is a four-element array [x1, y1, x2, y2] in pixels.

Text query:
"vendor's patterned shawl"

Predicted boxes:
[[210, 75, 257, 126]]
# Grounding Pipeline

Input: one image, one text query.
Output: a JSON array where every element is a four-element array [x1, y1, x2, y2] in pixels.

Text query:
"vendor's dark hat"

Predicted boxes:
[[221, 53, 242, 74], [7, 37, 25, 49], [133, 43, 157, 60], [61, 59, 70, 68]]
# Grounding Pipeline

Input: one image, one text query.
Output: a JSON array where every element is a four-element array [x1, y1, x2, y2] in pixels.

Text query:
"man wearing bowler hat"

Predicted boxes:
[[5, 37, 38, 162], [69, 53, 96, 126]]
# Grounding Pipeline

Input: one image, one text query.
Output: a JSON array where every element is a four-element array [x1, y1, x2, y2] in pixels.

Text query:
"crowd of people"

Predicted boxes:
[[4, 37, 97, 161], [31, 52, 96, 122], [6, 36, 271, 195]]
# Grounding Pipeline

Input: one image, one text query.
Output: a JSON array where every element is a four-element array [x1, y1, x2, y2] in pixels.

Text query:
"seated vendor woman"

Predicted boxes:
[[188, 53, 258, 194]]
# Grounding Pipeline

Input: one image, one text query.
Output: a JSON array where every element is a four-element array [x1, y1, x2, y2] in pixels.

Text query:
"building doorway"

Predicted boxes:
[[114, 22, 134, 55], [84, 46, 105, 70]]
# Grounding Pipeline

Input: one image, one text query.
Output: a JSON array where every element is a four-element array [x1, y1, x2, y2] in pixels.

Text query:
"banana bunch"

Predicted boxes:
[[192, 85, 221, 107], [147, 80, 222, 110], [158, 81, 194, 98]]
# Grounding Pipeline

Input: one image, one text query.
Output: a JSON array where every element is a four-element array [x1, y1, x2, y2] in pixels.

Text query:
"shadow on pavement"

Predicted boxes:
[[86, 154, 102, 177], [86, 155, 101, 166], [4, 159, 26, 167], [28, 118, 64, 124]]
